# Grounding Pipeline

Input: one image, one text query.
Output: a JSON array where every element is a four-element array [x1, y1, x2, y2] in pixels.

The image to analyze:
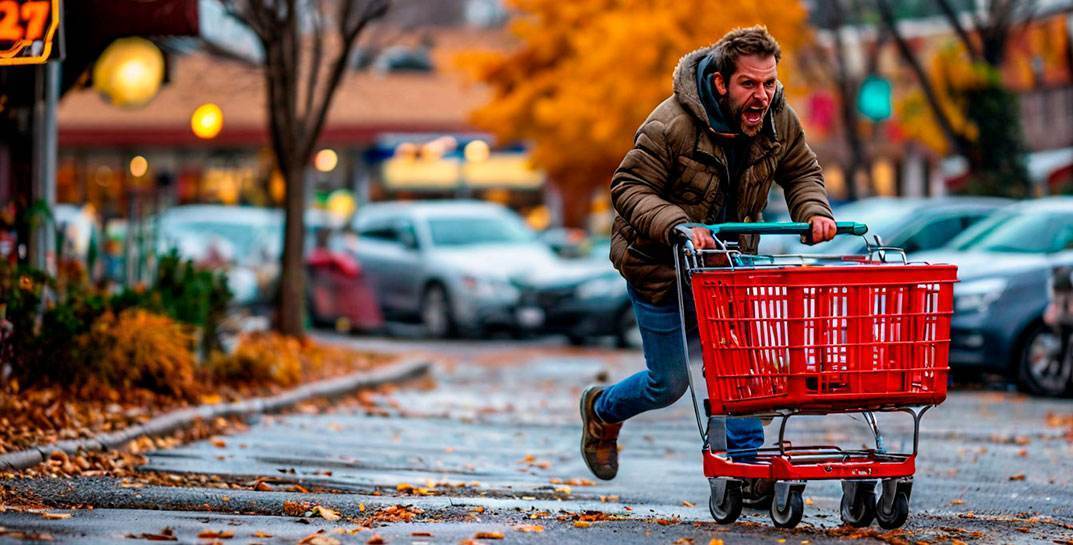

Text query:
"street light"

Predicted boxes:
[[93, 38, 166, 108], [191, 103, 224, 140], [457, 139, 490, 198]]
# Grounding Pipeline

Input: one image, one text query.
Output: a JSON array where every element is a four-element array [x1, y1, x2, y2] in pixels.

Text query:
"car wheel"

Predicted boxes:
[[1018, 323, 1072, 397], [421, 283, 456, 338], [615, 306, 641, 349]]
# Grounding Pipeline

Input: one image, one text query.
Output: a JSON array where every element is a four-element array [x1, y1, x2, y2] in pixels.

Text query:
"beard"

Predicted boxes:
[[719, 94, 766, 137]]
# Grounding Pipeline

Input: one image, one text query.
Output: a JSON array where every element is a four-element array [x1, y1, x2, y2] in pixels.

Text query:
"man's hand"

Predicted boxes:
[[806, 216, 837, 245], [673, 225, 716, 251]]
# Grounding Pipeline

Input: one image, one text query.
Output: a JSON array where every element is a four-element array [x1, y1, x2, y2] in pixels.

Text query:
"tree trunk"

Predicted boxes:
[[556, 179, 596, 229], [277, 163, 307, 336]]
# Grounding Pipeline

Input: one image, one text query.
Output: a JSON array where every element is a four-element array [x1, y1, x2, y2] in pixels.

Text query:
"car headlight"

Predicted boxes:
[[577, 276, 626, 300], [954, 278, 1008, 314], [461, 274, 518, 299]]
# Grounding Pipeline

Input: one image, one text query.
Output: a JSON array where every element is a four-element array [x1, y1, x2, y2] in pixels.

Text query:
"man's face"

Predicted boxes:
[[713, 54, 778, 137]]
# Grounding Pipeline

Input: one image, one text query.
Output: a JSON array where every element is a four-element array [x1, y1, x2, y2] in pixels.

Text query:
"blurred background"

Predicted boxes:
[[2, 0, 1073, 395]]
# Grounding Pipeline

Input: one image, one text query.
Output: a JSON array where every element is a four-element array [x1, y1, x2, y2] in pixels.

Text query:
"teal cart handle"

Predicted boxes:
[[682, 221, 867, 238]]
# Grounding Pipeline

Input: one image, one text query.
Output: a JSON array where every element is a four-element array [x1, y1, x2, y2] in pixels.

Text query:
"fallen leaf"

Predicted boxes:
[[211, 438, 227, 448], [290, 484, 310, 493], [252, 531, 272, 538], [196, 529, 234, 539], [515, 525, 544, 533], [41, 513, 71, 520], [366, 535, 385, 545], [681, 500, 695, 508], [474, 531, 504, 539], [298, 531, 341, 545], [410, 531, 432, 537], [254, 481, 273, 492], [125, 528, 177, 541], [1009, 474, 1026, 481], [804, 497, 814, 506], [951, 498, 965, 505], [573, 521, 591, 528], [673, 538, 694, 545], [313, 506, 341, 521], [708, 540, 724, 545], [396, 483, 415, 493]]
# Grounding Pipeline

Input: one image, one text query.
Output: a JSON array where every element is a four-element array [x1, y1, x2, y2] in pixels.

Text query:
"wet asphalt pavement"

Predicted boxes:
[[5, 332, 1073, 544]]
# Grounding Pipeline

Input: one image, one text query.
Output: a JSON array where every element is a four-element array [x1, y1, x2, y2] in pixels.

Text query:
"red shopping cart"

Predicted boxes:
[[673, 221, 955, 530]]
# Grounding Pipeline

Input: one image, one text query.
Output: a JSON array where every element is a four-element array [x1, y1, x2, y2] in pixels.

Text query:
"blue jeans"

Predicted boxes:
[[595, 284, 765, 459]]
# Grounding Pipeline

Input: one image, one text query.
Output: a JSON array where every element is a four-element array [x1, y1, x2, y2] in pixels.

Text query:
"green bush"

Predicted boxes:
[[0, 250, 232, 390]]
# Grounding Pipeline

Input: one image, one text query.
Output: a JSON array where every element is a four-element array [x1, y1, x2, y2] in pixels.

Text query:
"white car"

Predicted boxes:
[[346, 200, 564, 337]]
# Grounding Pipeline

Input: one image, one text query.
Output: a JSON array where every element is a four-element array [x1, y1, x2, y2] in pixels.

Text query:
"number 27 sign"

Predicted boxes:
[[0, 0, 59, 66]]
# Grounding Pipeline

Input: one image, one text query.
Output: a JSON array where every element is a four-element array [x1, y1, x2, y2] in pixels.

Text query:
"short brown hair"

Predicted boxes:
[[711, 25, 781, 81]]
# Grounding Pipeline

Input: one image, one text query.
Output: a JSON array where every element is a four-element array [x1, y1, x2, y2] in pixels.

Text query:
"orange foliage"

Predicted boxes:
[[76, 309, 200, 398], [206, 332, 307, 386], [458, 0, 813, 225], [894, 41, 987, 155]]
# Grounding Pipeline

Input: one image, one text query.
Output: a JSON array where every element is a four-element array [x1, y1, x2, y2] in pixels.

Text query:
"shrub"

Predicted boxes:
[[74, 309, 201, 399], [205, 332, 304, 387]]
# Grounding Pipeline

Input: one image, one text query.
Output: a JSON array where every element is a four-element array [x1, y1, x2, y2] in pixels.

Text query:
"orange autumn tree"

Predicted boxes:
[[459, 0, 813, 227]]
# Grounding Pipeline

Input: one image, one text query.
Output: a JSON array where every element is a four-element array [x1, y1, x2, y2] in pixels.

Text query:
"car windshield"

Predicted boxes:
[[951, 211, 1073, 254], [163, 220, 281, 262], [427, 215, 536, 247]]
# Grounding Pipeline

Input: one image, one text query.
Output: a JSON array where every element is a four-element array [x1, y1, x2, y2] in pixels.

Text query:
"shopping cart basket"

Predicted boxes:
[[673, 221, 956, 530]]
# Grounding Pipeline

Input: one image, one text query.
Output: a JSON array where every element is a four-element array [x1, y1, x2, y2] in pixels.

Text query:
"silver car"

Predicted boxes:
[[347, 200, 562, 337]]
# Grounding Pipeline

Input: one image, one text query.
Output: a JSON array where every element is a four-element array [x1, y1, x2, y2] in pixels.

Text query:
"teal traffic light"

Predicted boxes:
[[857, 75, 892, 122]]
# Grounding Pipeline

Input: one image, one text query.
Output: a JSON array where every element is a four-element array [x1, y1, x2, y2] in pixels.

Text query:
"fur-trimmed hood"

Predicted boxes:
[[670, 45, 785, 140]]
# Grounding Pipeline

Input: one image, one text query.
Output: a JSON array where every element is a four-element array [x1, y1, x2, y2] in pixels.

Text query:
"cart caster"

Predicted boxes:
[[875, 478, 912, 529], [839, 480, 877, 528], [769, 481, 805, 529], [708, 478, 743, 524]]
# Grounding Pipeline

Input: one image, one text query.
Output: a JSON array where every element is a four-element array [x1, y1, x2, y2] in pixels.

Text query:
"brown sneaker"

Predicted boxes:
[[579, 385, 623, 480]]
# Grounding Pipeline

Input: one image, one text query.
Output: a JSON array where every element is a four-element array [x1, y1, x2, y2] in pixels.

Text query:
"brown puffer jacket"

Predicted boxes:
[[610, 46, 834, 304]]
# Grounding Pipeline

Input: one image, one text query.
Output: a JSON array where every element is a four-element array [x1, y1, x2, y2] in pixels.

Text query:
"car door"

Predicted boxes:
[[380, 217, 425, 316], [355, 218, 406, 314]]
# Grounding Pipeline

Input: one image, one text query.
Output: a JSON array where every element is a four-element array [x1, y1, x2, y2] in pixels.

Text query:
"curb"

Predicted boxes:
[[0, 357, 432, 472]]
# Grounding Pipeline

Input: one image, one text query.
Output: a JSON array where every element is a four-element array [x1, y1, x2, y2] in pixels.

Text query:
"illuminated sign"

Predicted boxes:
[[0, 0, 60, 66]]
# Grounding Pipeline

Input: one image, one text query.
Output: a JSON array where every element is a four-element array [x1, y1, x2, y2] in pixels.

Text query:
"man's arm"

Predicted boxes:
[[774, 107, 836, 243], [609, 118, 691, 246]]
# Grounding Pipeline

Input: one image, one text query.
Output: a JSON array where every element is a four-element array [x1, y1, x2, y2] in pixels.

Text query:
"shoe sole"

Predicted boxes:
[[579, 385, 614, 480]]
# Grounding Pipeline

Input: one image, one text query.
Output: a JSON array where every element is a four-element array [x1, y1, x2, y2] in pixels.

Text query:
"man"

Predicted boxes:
[[579, 26, 836, 506]]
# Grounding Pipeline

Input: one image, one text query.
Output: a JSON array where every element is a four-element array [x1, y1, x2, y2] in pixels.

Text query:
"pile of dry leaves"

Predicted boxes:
[[0, 335, 391, 455]]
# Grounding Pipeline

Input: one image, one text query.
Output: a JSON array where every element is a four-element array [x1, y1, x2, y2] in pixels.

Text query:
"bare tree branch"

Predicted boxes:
[[936, 0, 981, 61], [302, 0, 325, 125], [876, 0, 973, 158], [301, 0, 389, 161]]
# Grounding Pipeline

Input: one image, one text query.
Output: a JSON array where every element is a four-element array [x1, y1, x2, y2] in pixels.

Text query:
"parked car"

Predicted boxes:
[[915, 197, 1073, 397], [345, 200, 564, 337], [757, 197, 1011, 256], [517, 237, 641, 348], [157, 206, 381, 330], [157, 206, 282, 306]]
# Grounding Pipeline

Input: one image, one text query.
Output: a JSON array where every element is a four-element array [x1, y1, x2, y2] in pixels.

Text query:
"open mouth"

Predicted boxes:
[[743, 106, 765, 126]]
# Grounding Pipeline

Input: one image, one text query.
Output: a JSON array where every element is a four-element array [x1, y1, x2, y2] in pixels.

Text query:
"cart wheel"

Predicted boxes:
[[875, 491, 910, 529], [708, 479, 742, 524], [840, 486, 876, 527], [769, 487, 804, 529]]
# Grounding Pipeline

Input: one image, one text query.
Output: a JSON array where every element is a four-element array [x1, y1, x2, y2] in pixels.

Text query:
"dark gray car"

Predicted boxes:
[[759, 196, 1011, 256], [916, 197, 1073, 397]]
